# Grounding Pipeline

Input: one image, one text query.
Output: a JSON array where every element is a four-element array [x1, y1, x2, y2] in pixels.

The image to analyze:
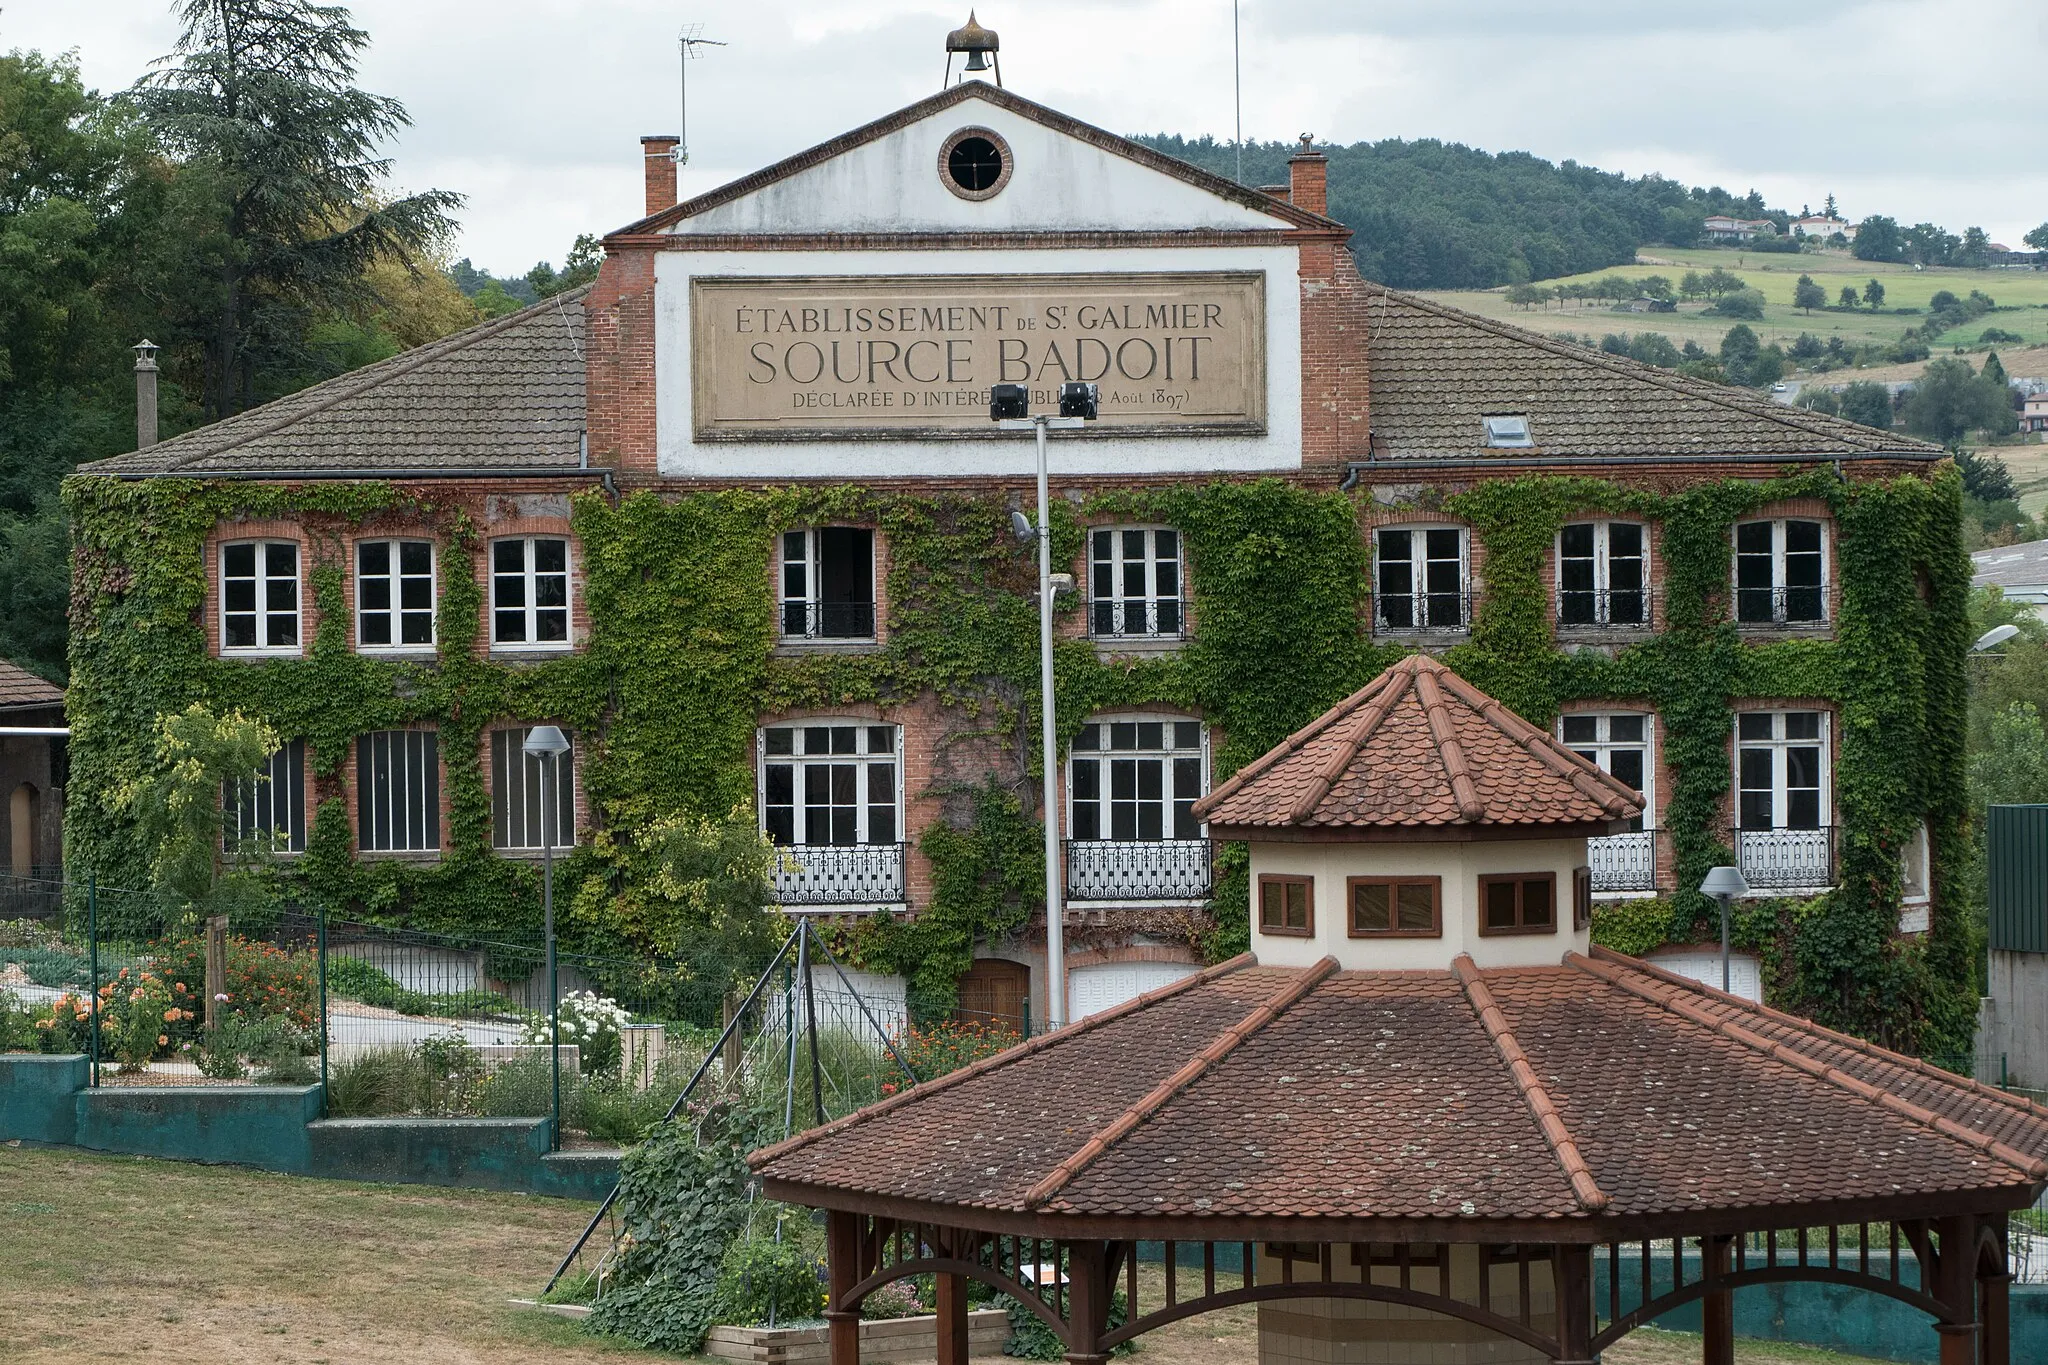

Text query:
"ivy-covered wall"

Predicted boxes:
[[62, 461, 1974, 1052]]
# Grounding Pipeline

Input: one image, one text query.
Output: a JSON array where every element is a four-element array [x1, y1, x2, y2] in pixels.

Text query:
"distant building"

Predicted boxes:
[[1792, 214, 1855, 242], [1974, 537, 2048, 619], [1622, 296, 1677, 313], [2024, 393, 2048, 434], [1703, 215, 1778, 243]]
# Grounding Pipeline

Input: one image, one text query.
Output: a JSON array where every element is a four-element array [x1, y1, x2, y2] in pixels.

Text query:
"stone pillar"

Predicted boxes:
[[936, 1272, 970, 1365], [826, 1209, 863, 1365], [1702, 1237, 1734, 1365], [1552, 1244, 1596, 1365]]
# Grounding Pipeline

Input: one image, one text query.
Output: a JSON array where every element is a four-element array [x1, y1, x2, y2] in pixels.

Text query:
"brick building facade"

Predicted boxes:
[[75, 77, 1955, 1029]]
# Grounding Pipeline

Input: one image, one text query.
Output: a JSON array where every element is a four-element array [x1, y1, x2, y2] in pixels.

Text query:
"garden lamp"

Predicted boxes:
[[1699, 865, 1750, 994], [523, 725, 571, 1148]]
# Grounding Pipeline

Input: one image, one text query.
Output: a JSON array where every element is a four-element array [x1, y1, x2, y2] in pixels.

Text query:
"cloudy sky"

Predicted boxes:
[[4, 0, 2043, 274]]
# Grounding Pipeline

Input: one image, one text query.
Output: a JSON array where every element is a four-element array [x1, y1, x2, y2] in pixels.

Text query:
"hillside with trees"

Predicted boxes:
[[1134, 134, 1785, 290]]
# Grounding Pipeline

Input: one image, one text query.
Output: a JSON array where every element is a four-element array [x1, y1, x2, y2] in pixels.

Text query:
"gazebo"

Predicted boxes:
[[753, 657, 2048, 1364]]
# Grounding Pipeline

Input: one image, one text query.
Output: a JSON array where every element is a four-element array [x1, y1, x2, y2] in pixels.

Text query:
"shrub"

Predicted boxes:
[[522, 990, 628, 1077], [891, 1018, 1021, 1080], [153, 934, 316, 1033], [860, 1279, 927, 1320], [28, 992, 98, 1053], [712, 1235, 825, 1327], [325, 1047, 418, 1117], [96, 967, 183, 1071], [477, 1053, 566, 1118], [1980, 328, 2025, 346], [0, 989, 28, 1052], [416, 1032, 485, 1112], [325, 955, 429, 1014], [1707, 288, 1766, 320], [0, 947, 91, 988]]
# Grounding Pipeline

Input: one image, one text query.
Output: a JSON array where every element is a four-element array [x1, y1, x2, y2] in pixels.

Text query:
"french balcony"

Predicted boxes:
[[1065, 839, 1213, 902], [1587, 829, 1657, 894], [1734, 825, 1836, 891], [1556, 587, 1655, 631], [1087, 597, 1186, 642], [1373, 591, 1473, 636], [771, 842, 906, 906], [779, 600, 877, 642], [1735, 584, 1829, 628]]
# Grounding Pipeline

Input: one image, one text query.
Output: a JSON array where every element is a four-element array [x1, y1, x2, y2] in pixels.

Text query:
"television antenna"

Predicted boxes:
[[677, 24, 727, 166]]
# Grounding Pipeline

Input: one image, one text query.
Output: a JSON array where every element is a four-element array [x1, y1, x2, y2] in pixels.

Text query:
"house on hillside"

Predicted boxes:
[[0, 661, 65, 881], [2024, 393, 2048, 433], [67, 30, 1961, 1034], [1703, 214, 1778, 242], [1792, 214, 1855, 241]]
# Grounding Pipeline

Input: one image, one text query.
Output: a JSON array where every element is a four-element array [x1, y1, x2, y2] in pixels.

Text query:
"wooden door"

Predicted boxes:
[[954, 958, 1030, 1032]]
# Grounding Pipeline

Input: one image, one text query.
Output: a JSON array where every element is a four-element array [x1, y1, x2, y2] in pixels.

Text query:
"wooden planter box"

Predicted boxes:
[[703, 1307, 1009, 1363]]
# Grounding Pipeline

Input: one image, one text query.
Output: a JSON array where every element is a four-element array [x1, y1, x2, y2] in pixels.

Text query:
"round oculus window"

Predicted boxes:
[[939, 127, 1012, 201]]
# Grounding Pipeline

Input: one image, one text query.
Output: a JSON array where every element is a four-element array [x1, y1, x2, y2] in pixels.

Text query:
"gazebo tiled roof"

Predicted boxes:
[[1190, 654, 1642, 835], [753, 950, 2048, 1231], [0, 660, 63, 712]]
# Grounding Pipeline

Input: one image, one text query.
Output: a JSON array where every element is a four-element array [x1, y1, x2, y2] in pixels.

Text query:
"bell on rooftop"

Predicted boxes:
[[943, 12, 1001, 86]]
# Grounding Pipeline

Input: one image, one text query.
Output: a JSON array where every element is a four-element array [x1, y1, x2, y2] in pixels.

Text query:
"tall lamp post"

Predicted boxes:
[[993, 380, 1097, 1030], [524, 725, 572, 1148], [1699, 865, 1751, 994]]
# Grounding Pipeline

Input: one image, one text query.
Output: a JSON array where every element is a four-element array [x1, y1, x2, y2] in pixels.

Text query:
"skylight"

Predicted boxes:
[[1483, 415, 1534, 449]]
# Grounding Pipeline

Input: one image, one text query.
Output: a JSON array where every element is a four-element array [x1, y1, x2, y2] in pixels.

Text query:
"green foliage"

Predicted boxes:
[[711, 1234, 826, 1328], [1839, 382, 1895, 431], [323, 1046, 415, 1116], [1904, 359, 2020, 442], [119, 703, 280, 918]]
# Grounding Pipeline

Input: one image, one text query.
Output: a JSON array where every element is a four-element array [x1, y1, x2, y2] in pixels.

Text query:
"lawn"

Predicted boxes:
[[0, 1145, 1898, 1365], [1422, 245, 2048, 367]]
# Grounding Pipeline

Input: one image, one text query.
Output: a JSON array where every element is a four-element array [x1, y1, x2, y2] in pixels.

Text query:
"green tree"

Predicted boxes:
[[1839, 381, 1894, 429], [2026, 223, 2048, 252], [1639, 274, 1674, 301], [1679, 270, 1705, 302], [1838, 285, 1859, 309], [1708, 288, 1765, 320], [1983, 351, 2009, 390], [1793, 274, 1826, 313], [1795, 387, 1841, 416], [1902, 357, 2018, 441], [1863, 278, 1886, 309], [1958, 227, 1991, 268], [1957, 447, 2017, 502], [120, 704, 280, 922], [1503, 282, 1547, 310], [525, 233, 601, 299], [1969, 704, 2048, 810], [1853, 215, 1906, 263], [133, 0, 463, 419]]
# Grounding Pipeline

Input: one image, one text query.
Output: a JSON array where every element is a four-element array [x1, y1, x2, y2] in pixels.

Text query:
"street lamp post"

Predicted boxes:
[[994, 381, 1095, 1030], [523, 725, 572, 1148], [1698, 865, 1751, 994]]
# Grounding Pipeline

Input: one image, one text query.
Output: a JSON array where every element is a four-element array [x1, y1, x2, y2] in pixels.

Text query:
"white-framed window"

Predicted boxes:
[[491, 537, 572, 648], [1735, 519, 1827, 625], [356, 539, 436, 650], [220, 540, 300, 653], [1736, 710, 1830, 831], [1557, 522, 1648, 628], [1560, 713, 1653, 830], [356, 729, 440, 853], [1901, 822, 1931, 905], [1374, 527, 1469, 632], [1069, 717, 1206, 842], [223, 739, 306, 854], [490, 727, 575, 851], [759, 721, 900, 847], [780, 528, 875, 641], [1088, 526, 1183, 639]]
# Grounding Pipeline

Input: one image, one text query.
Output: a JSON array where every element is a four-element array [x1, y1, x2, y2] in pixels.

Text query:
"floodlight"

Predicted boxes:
[[990, 383, 1029, 421], [1058, 381, 1098, 420], [1010, 510, 1035, 543]]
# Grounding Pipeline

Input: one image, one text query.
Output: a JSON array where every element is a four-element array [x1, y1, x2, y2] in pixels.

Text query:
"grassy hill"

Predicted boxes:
[[1423, 248, 2048, 367]]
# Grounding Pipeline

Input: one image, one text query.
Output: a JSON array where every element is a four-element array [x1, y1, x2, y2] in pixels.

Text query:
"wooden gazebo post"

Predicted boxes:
[[826, 1210, 862, 1365], [1703, 1235, 1735, 1365]]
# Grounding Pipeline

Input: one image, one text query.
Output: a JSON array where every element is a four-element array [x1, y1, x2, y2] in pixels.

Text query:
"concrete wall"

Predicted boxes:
[[0, 1054, 86, 1144], [1250, 835, 1592, 971], [75, 1084, 322, 1171], [1977, 949, 2048, 1088]]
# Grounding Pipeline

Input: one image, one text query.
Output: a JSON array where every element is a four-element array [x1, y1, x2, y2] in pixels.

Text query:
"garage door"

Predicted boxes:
[[1645, 951, 1761, 1002], [1067, 961, 1197, 1022]]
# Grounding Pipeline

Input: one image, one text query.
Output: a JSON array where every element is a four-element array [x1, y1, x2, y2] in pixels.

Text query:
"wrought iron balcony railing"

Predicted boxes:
[[1556, 586, 1655, 630], [1587, 829, 1656, 893], [779, 600, 878, 641], [1734, 825, 1836, 890], [771, 842, 906, 905], [1087, 597, 1186, 641], [1735, 583, 1828, 627], [1065, 839, 1213, 901], [1373, 590, 1473, 635]]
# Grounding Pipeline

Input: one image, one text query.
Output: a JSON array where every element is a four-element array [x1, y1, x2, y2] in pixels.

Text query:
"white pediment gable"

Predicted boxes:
[[664, 90, 1295, 236]]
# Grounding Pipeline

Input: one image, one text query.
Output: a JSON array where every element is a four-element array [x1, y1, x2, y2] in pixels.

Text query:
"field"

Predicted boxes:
[[1422, 246, 2048, 374], [0, 1145, 1893, 1365]]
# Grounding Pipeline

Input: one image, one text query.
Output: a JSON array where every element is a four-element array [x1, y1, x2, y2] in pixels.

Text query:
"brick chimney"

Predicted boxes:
[[1287, 134, 1327, 217], [641, 135, 680, 218]]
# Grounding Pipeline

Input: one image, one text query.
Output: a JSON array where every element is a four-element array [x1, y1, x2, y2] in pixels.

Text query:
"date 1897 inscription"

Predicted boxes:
[[689, 272, 1265, 438]]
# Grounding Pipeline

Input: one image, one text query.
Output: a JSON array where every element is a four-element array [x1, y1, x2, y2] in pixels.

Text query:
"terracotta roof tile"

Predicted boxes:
[[755, 952, 2048, 1230], [1360, 287, 1940, 462], [0, 660, 63, 710], [1191, 654, 1642, 831], [79, 288, 589, 478]]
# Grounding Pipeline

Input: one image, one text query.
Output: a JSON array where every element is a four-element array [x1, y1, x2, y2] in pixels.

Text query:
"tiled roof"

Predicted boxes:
[[78, 288, 590, 477], [0, 660, 62, 710], [753, 949, 2048, 1228], [1361, 287, 1942, 462], [1190, 654, 1641, 831]]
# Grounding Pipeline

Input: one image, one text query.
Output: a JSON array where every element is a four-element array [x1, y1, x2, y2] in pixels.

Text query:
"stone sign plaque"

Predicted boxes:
[[689, 272, 1266, 439]]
